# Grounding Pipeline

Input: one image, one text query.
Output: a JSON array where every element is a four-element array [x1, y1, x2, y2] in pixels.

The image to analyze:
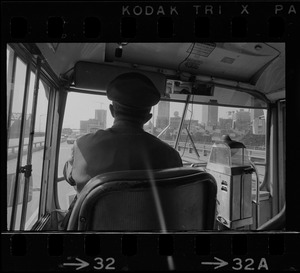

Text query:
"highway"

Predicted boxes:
[[7, 139, 266, 230]]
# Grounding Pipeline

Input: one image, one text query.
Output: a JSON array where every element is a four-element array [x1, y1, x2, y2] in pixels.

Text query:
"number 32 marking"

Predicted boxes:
[[94, 257, 115, 270], [233, 258, 254, 270]]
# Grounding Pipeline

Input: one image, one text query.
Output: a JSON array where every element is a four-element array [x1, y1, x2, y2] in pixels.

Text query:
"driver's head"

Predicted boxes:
[[107, 72, 161, 124]]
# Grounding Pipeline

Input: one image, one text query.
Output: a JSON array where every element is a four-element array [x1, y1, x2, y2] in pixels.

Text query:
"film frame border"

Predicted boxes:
[[2, 1, 299, 42], [1, 0, 300, 271]]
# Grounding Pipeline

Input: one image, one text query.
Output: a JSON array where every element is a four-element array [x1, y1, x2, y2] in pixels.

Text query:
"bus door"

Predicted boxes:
[[6, 44, 51, 230]]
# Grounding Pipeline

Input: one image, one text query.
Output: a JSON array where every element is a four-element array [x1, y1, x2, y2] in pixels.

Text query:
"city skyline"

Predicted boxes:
[[62, 92, 267, 132]]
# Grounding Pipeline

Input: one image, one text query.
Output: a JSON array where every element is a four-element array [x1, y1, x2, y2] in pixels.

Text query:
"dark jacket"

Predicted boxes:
[[63, 119, 183, 193]]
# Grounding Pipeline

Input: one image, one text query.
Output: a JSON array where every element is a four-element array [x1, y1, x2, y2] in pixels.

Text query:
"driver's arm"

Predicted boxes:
[[63, 140, 91, 194]]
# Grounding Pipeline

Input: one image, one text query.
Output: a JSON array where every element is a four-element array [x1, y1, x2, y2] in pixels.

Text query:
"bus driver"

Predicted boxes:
[[63, 72, 183, 194]]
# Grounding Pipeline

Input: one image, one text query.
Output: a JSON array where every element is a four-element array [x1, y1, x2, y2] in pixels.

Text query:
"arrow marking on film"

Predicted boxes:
[[63, 257, 89, 270], [202, 257, 228, 269]]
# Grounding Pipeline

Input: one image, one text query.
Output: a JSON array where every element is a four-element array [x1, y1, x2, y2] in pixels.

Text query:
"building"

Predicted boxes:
[[95, 109, 107, 129], [202, 105, 218, 127], [170, 116, 181, 130], [219, 118, 233, 130], [156, 101, 170, 129], [80, 119, 100, 133], [170, 117, 199, 135], [250, 109, 264, 121], [250, 109, 265, 134], [232, 109, 251, 131], [252, 115, 266, 135], [80, 109, 107, 134], [202, 105, 208, 124]]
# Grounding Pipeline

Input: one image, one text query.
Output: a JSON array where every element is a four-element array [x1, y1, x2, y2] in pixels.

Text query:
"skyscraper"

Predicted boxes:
[[156, 101, 170, 129], [80, 109, 107, 134], [202, 105, 208, 125], [95, 109, 107, 129], [251, 109, 265, 134], [232, 109, 251, 131], [202, 105, 218, 127]]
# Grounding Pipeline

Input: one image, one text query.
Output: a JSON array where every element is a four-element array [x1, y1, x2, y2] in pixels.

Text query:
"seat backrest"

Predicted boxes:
[[67, 167, 217, 231]]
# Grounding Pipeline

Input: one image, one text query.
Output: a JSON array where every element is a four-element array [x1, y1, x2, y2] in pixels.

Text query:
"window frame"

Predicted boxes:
[[7, 43, 60, 230]]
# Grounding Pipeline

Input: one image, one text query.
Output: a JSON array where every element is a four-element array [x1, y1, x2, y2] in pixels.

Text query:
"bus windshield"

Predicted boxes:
[[57, 91, 267, 210]]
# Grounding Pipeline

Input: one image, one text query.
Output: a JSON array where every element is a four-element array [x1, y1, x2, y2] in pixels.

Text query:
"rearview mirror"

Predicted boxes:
[[166, 79, 215, 96]]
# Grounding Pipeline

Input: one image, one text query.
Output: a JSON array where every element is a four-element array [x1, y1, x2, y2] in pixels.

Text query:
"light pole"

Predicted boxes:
[[39, 114, 46, 132]]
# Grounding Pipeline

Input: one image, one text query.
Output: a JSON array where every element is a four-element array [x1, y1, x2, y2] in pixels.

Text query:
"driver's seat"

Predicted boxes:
[[67, 167, 217, 231]]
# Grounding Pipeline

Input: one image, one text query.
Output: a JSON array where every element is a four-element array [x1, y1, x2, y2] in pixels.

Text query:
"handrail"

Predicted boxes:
[[250, 161, 260, 228]]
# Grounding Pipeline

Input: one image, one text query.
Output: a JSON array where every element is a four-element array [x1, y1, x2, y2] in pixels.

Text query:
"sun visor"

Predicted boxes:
[[74, 61, 166, 95]]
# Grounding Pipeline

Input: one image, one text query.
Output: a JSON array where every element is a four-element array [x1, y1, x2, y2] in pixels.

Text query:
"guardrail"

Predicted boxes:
[[7, 137, 67, 160], [8, 141, 45, 155]]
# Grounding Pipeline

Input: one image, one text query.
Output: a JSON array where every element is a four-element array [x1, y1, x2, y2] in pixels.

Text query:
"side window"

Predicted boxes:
[[57, 92, 111, 210], [7, 45, 49, 230], [7, 55, 27, 230]]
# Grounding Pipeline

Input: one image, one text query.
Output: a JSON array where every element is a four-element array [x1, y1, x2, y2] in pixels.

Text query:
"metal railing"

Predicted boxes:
[[7, 137, 67, 160], [8, 141, 45, 154]]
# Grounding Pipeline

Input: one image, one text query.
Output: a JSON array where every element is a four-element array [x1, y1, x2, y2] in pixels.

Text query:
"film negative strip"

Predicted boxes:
[[1, 233, 299, 271], [1, 0, 300, 271]]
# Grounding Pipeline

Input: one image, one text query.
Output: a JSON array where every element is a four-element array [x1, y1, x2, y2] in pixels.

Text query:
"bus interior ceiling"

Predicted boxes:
[[35, 43, 285, 102]]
